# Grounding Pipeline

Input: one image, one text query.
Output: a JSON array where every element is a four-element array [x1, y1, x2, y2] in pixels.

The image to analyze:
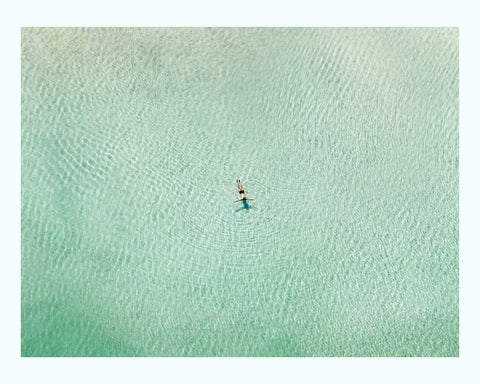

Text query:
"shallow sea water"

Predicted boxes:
[[21, 27, 458, 356]]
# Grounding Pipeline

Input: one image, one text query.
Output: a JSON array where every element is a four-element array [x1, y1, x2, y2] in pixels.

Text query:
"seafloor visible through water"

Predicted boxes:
[[21, 27, 458, 356]]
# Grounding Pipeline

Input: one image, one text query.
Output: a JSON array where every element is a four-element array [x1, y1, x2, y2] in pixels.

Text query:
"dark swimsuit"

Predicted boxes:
[[239, 190, 245, 194]]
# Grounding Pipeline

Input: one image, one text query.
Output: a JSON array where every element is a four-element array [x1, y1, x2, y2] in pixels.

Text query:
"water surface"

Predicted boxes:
[[21, 27, 458, 356]]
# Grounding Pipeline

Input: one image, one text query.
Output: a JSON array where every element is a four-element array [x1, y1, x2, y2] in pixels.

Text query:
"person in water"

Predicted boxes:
[[234, 179, 255, 203]]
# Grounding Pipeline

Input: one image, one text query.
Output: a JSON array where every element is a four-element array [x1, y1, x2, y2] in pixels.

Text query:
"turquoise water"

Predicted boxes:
[[21, 28, 458, 357]]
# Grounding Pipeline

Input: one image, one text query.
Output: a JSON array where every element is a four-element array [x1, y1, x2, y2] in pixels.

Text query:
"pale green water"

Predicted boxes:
[[21, 27, 458, 357]]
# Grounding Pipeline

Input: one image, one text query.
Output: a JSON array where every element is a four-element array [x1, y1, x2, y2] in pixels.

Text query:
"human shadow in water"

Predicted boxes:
[[234, 199, 255, 212]]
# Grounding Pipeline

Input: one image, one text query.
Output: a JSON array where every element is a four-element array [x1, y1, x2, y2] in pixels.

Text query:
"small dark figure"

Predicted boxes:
[[234, 179, 255, 203]]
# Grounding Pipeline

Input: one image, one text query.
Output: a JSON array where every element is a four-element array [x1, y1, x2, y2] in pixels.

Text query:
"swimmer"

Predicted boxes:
[[234, 179, 255, 203]]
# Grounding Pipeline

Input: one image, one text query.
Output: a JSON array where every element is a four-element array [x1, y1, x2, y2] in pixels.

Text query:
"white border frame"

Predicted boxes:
[[2, 1, 478, 383]]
